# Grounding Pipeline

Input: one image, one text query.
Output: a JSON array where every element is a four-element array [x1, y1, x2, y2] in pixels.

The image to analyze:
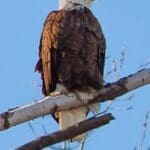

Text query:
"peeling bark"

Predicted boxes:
[[0, 68, 149, 131]]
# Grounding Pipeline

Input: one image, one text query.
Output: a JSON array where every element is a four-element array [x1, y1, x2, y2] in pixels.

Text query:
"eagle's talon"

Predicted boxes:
[[49, 91, 61, 96]]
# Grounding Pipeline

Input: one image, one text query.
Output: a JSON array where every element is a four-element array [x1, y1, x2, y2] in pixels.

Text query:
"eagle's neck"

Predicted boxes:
[[59, 0, 92, 10]]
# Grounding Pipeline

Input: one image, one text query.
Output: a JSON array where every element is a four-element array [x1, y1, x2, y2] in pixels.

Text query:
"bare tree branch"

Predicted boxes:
[[0, 68, 149, 131], [16, 113, 115, 150]]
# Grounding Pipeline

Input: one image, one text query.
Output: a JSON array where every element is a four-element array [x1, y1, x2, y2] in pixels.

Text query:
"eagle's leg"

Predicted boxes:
[[49, 83, 69, 96], [74, 87, 100, 117]]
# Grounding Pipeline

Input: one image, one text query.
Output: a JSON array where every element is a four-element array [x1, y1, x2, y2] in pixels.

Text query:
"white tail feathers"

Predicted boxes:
[[58, 106, 88, 141], [58, 104, 100, 142]]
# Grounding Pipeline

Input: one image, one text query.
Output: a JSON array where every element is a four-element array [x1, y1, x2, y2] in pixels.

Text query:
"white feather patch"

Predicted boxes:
[[59, 0, 93, 10]]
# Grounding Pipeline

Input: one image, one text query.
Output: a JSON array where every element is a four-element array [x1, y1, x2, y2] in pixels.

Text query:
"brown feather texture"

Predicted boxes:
[[35, 6, 106, 141]]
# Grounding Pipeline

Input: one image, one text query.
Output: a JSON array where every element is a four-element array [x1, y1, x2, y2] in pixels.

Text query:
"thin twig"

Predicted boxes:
[[140, 111, 150, 150]]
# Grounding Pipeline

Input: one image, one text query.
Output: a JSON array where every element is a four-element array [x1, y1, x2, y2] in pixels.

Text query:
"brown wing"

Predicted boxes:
[[35, 11, 59, 96], [83, 9, 106, 85], [95, 18, 106, 78], [35, 8, 106, 95]]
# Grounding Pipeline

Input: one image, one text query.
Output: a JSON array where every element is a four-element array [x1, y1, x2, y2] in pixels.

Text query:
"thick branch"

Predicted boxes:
[[16, 113, 114, 150], [0, 68, 149, 131]]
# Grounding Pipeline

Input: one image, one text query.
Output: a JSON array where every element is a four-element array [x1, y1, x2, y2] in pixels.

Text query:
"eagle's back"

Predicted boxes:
[[35, 7, 106, 96]]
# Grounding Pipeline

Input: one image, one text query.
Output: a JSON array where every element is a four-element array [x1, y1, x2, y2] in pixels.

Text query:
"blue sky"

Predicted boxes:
[[0, 0, 150, 150]]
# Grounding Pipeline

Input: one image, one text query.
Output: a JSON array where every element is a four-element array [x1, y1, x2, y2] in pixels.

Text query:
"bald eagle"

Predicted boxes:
[[35, 0, 106, 141]]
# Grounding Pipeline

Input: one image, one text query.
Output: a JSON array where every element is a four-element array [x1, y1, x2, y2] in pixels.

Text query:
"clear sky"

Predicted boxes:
[[0, 0, 150, 150]]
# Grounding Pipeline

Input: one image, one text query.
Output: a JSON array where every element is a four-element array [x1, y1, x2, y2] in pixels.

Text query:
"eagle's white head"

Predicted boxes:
[[59, 0, 94, 10]]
